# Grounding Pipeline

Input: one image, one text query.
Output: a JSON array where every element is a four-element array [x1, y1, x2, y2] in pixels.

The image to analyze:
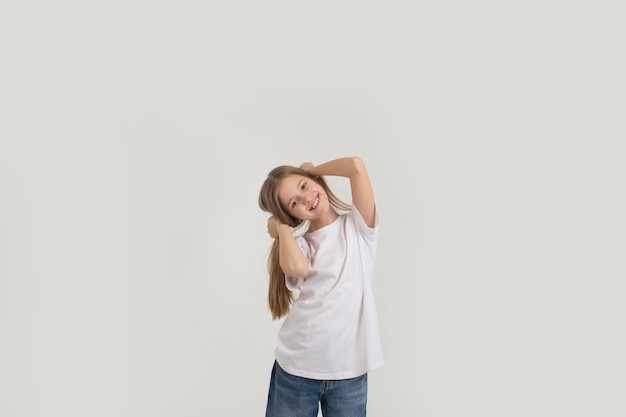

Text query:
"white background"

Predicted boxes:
[[1, 1, 624, 416]]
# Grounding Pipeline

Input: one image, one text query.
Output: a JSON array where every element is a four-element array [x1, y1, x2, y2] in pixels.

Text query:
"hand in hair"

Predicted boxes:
[[267, 215, 285, 239], [299, 162, 315, 172]]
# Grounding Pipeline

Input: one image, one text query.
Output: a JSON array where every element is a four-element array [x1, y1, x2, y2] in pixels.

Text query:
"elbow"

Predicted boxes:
[[281, 261, 309, 278], [351, 157, 366, 174]]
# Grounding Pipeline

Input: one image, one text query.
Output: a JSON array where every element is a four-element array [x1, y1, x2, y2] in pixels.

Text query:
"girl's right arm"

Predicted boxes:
[[267, 216, 309, 277]]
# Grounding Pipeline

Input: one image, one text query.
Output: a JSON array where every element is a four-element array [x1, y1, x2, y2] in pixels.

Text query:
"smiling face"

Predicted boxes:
[[277, 174, 337, 230]]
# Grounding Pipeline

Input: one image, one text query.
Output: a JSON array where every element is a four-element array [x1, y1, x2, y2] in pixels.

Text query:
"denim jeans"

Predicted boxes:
[[265, 361, 368, 417]]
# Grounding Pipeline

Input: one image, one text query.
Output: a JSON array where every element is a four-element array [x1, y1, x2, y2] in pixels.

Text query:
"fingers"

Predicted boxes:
[[299, 162, 314, 171], [267, 216, 280, 238]]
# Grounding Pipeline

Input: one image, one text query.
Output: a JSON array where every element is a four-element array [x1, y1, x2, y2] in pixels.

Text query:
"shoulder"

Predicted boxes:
[[348, 206, 379, 240]]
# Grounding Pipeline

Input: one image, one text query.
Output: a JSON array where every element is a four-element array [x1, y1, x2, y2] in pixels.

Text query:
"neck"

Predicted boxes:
[[308, 210, 339, 233]]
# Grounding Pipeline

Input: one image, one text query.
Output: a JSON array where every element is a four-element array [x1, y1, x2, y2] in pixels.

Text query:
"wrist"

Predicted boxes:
[[276, 223, 292, 234]]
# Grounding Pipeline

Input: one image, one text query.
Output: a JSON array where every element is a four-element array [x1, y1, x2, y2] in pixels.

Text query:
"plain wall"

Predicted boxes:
[[1, 1, 624, 416]]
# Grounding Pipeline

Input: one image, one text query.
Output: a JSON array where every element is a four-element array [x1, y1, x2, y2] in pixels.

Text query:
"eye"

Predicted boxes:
[[301, 182, 306, 190], [291, 200, 298, 208]]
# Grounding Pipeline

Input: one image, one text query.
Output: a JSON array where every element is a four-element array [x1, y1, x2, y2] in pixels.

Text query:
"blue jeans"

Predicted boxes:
[[265, 361, 368, 417]]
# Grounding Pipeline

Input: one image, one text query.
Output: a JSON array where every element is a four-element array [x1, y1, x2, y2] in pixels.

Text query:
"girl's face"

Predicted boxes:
[[277, 175, 330, 222]]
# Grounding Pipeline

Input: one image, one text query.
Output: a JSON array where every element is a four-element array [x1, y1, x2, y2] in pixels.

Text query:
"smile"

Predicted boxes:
[[311, 195, 319, 210]]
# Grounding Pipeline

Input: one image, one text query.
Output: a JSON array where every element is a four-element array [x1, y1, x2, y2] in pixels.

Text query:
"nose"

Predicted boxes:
[[305, 192, 318, 208]]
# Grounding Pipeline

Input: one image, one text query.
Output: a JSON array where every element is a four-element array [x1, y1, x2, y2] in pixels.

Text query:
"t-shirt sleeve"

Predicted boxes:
[[285, 235, 309, 291], [350, 204, 379, 243]]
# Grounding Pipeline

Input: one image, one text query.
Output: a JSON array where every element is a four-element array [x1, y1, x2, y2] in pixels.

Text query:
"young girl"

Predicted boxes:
[[258, 157, 384, 417]]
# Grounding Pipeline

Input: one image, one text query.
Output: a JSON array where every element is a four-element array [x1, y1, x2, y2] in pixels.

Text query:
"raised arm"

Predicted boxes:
[[305, 157, 376, 227], [267, 216, 309, 277]]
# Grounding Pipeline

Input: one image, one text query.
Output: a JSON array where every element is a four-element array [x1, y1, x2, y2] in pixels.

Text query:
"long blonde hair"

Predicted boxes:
[[258, 166, 351, 319]]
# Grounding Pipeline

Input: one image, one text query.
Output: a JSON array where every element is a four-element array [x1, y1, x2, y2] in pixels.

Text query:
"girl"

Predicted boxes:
[[258, 157, 384, 417]]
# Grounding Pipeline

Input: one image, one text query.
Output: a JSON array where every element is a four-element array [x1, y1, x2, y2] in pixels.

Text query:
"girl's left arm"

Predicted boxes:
[[304, 157, 376, 227]]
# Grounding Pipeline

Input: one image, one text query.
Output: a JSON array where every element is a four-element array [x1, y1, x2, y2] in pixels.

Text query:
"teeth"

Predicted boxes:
[[312, 196, 319, 209]]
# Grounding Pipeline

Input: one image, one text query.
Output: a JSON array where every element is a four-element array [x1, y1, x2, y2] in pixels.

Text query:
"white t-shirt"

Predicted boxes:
[[275, 205, 384, 380]]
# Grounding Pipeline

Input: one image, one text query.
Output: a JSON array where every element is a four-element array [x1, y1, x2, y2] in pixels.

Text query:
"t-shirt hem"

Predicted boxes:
[[276, 358, 385, 381]]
